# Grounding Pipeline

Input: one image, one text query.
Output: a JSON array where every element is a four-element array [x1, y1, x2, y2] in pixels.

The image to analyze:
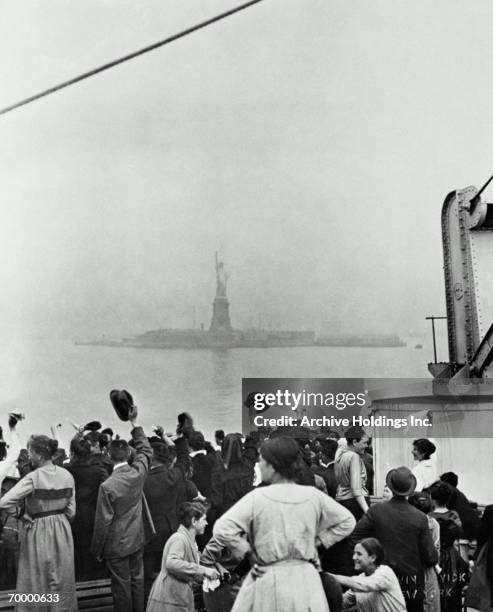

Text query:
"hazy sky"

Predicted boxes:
[[2, 0, 493, 341]]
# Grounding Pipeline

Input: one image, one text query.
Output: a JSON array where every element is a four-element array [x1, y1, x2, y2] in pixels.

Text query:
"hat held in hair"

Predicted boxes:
[[386, 466, 417, 497], [110, 389, 137, 422]]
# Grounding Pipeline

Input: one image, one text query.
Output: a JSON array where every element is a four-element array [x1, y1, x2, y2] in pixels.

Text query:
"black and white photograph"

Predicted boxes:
[[1, 1, 493, 610]]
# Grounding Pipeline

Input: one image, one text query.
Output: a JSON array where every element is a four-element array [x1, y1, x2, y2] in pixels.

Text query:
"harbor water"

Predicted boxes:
[[1, 336, 431, 442]]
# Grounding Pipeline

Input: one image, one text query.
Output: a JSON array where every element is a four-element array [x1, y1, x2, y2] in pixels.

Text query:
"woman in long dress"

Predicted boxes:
[[146, 502, 219, 612], [208, 436, 356, 612], [0, 434, 77, 612]]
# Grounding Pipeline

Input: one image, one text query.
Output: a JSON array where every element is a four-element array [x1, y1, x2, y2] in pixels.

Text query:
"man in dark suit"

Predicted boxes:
[[143, 433, 190, 599], [91, 412, 152, 612], [351, 466, 438, 612]]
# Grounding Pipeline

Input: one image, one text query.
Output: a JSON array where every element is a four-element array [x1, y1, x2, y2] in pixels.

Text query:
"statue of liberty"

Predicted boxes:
[[215, 252, 228, 298]]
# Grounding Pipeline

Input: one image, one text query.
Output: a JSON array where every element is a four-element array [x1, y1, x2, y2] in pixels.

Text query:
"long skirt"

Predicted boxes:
[[424, 567, 440, 612], [231, 560, 329, 612], [16, 515, 77, 612]]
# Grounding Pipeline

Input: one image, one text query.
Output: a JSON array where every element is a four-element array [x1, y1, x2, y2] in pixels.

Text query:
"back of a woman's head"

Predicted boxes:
[[29, 435, 58, 460], [177, 501, 206, 527], [358, 537, 384, 565], [221, 434, 243, 468], [70, 436, 91, 461], [428, 480, 452, 506], [261, 436, 300, 479], [408, 491, 433, 514]]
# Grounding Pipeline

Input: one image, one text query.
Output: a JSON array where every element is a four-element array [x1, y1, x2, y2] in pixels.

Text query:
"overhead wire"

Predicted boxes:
[[0, 0, 265, 117]]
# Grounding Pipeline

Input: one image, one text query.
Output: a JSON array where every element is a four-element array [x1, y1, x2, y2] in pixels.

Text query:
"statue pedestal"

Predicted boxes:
[[210, 297, 232, 331]]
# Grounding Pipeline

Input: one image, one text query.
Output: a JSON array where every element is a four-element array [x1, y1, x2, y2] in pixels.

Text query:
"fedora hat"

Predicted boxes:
[[110, 389, 137, 422], [386, 466, 417, 497]]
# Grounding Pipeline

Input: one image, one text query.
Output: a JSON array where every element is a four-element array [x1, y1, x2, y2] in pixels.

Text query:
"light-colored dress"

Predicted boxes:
[[412, 459, 437, 491], [342, 564, 407, 612], [146, 525, 207, 612], [212, 483, 356, 612], [0, 464, 77, 612], [424, 516, 441, 612]]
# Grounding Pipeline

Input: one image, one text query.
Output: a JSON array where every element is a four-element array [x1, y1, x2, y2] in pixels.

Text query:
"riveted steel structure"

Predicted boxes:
[[440, 184, 493, 377]]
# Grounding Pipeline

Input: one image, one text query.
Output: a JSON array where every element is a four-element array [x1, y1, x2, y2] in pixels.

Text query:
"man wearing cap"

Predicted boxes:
[[91, 407, 152, 612], [351, 466, 438, 612]]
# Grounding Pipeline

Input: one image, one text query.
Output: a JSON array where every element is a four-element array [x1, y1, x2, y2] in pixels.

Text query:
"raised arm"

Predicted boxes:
[[332, 565, 395, 592], [129, 425, 152, 476]]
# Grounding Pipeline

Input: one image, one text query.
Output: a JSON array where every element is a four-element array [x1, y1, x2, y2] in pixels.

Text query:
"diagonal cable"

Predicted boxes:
[[0, 0, 265, 117]]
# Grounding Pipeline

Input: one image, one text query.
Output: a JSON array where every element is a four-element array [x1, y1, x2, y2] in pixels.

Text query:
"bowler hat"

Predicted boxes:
[[84, 421, 102, 432], [386, 466, 417, 497], [110, 389, 137, 421]]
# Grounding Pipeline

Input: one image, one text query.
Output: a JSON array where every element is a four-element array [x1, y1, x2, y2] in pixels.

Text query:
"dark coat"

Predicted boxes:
[[210, 436, 257, 518], [297, 461, 316, 487], [477, 504, 493, 599], [66, 461, 108, 544], [351, 497, 438, 577], [311, 463, 337, 498], [91, 426, 152, 559], [88, 453, 113, 476], [143, 436, 190, 553], [210, 461, 254, 519], [448, 486, 481, 540], [191, 451, 219, 498]]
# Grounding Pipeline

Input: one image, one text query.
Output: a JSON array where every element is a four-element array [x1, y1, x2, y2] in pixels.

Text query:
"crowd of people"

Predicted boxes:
[[0, 397, 491, 612]]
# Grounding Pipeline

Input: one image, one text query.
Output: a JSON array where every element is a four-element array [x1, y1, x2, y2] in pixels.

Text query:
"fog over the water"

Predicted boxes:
[[2, 1, 493, 342]]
